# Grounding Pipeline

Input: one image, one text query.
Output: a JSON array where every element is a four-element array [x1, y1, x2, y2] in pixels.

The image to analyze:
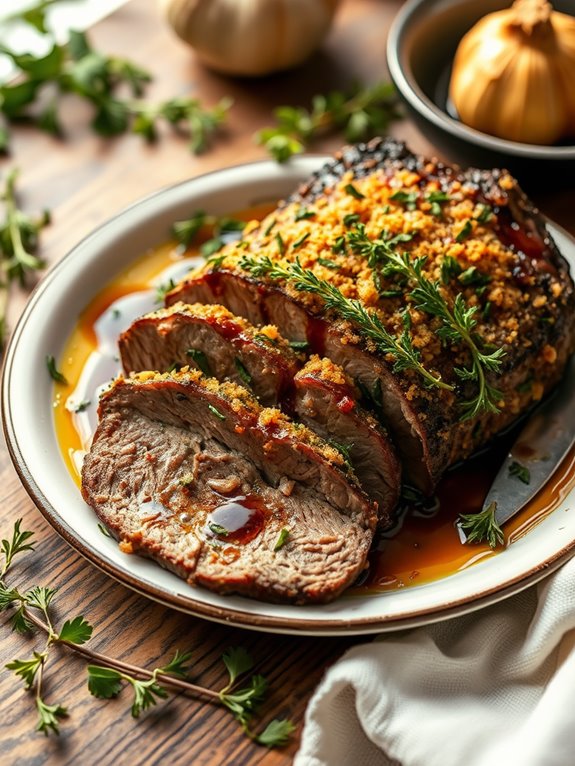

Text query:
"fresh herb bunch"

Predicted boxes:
[[172, 210, 246, 256], [239, 253, 451, 392], [255, 81, 401, 162], [458, 501, 505, 549], [0, 21, 231, 154], [0, 169, 50, 347], [347, 224, 505, 418], [0, 520, 294, 746]]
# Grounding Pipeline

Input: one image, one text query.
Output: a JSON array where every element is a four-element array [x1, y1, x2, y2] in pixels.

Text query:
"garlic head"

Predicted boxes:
[[160, 0, 341, 77], [449, 0, 575, 145]]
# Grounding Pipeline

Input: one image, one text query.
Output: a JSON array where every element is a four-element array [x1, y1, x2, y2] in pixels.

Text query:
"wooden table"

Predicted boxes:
[[1, 1, 573, 763]]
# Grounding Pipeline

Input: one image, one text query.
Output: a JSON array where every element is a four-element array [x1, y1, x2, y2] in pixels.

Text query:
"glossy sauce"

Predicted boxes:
[[54, 206, 575, 594], [206, 494, 267, 545]]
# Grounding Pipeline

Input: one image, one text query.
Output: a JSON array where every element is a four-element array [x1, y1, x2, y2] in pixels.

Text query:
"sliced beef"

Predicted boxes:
[[119, 302, 300, 406], [293, 356, 400, 519], [167, 137, 575, 492], [81, 371, 374, 603]]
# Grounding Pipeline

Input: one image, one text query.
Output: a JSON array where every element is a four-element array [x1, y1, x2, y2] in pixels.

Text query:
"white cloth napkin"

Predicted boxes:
[[295, 556, 575, 766]]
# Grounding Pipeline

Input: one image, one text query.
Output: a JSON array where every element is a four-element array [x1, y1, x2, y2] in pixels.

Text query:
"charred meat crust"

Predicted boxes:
[[119, 302, 300, 406], [82, 406, 372, 604], [167, 137, 575, 490]]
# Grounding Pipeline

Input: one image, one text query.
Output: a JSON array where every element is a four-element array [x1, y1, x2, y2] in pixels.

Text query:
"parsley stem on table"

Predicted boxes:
[[0, 520, 294, 746]]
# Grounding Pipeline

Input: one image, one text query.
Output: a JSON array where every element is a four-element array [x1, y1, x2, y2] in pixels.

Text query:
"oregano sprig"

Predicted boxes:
[[347, 224, 505, 418], [0, 520, 294, 747]]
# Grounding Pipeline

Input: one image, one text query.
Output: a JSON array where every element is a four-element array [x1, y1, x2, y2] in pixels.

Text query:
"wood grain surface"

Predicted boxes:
[[1, 1, 574, 764]]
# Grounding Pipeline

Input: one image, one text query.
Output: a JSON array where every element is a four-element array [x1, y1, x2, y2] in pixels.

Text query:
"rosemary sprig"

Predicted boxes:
[[458, 501, 505, 549], [0, 169, 50, 347], [347, 224, 505, 418], [255, 81, 401, 162], [0, 520, 294, 747], [239, 253, 450, 391]]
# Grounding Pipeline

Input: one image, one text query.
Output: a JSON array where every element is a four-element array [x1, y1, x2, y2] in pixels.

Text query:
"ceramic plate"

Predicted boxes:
[[3, 158, 575, 636]]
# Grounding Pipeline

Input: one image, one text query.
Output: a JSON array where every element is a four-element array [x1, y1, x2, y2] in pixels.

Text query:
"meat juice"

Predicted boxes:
[[53, 208, 575, 596]]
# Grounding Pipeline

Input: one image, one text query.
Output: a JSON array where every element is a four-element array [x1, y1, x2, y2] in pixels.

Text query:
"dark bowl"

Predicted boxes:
[[386, 0, 575, 187]]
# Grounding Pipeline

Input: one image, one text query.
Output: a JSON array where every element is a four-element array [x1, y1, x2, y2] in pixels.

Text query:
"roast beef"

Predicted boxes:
[[119, 302, 300, 406], [167, 137, 575, 492], [81, 371, 376, 604], [293, 355, 401, 517]]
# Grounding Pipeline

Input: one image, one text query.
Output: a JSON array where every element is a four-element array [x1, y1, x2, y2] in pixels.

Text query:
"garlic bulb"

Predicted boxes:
[[160, 0, 341, 77], [449, 0, 575, 145]]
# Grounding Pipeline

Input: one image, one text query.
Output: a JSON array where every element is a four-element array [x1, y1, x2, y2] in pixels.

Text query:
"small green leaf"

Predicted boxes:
[[200, 237, 224, 258], [11, 605, 34, 634], [0, 584, 20, 611], [234, 358, 252, 387], [294, 207, 315, 222], [36, 698, 67, 736], [344, 183, 365, 200], [509, 460, 530, 485], [97, 522, 112, 538], [87, 665, 123, 699], [186, 348, 211, 376], [159, 649, 193, 678], [289, 340, 309, 351], [130, 678, 168, 718], [343, 213, 361, 228], [390, 190, 418, 210], [273, 528, 290, 552], [207, 403, 226, 421], [292, 232, 310, 250], [455, 220, 473, 242], [58, 616, 93, 645], [222, 647, 254, 687], [256, 718, 296, 748], [155, 278, 175, 303], [6, 652, 45, 688], [24, 586, 57, 614], [46, 355, 67, 384], [209, 523, 229, 537]]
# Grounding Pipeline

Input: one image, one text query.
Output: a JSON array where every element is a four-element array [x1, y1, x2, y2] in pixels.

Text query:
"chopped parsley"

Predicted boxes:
[[344, 183, 365, 200], [509, 460, 530, 484], [207, 403, 226, 420], [186, 348, 211, 376], [273, 528, 290, 551], [46, 355, 67, 384]]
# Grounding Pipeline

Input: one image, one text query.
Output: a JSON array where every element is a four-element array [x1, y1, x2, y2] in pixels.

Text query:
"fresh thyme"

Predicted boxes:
[[347, 224, 505, 418], [0, 520, 294, 746], [0, 169, 49, 347], [239, 253, 450, 392], [458, 501, 505, 548], [0, 20, 230, 153], [255, 81, 400, 162]]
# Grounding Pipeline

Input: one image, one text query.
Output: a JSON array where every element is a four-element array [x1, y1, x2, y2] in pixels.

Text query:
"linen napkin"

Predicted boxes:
[[295, 556, 575, 766]]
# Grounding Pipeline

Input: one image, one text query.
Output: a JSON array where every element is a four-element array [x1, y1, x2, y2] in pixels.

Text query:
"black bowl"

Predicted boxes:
[[386, 0, 575, 186]]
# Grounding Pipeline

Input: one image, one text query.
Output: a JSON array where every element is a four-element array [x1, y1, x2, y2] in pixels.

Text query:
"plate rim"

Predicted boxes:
[[3, 157, 575, 636]]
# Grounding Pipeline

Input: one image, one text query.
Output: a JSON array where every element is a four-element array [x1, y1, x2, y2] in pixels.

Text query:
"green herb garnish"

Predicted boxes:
[[273, 528, 290, 552], [292, 232, 310, 250], [186, 348, 211, 376], [0, 520, 294, 747], [426, 190, 451, 217], [390, 190, 418, 210], [289, 339, 309, 351], [346, 224, 504, 418], [509, 461, 530, 484], [455, 220, 473, 242], [294, 207, 315, 222], [458, 501, 505, 549], [0, 26, 230, 153], [255, 81, 400, 162], [209, 523, 229, 537], [239, 253, 451, 394], [0, 169, 49, 347], [46, 355, 67, 384], [317, 257, 340, 270], [234, 357, 252, 387], [344, 183, 365, 200], [154, 278, 175, 303], [207, 404, 226, 420]]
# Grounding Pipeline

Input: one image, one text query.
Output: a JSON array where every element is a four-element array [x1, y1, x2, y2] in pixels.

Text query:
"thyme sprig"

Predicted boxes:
[[347, 224, 505, 418], [255, 81, 401, 162], [458, 501, 505, 549], [239, 253, 450, 391], [0, 520, 294, 747]]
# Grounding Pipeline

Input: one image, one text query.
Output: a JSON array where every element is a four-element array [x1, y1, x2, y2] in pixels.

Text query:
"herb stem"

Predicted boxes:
[[19, 604, 220, 701]]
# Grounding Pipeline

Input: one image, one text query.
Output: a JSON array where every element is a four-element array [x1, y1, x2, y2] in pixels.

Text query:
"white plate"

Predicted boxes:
[[3, 158, 575, 636]]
